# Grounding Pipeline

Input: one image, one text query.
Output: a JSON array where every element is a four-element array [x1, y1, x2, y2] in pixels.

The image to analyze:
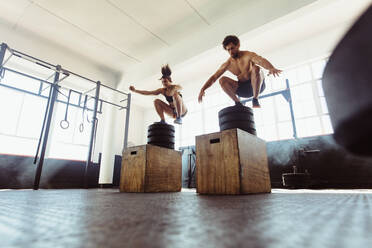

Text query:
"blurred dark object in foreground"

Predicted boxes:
[[323, 5, 372, 156]]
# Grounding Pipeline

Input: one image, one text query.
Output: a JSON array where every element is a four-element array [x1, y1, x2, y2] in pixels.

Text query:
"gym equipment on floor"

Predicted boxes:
[[282, 166, 311, 189], [218, 105, 257, 135], [196, 128, 271, 194], [120, 144, 182, 192], [147, 122, 175, 149]]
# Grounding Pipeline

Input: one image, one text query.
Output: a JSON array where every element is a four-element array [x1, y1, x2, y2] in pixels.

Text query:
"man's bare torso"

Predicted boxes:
[[226, 51, 257, 81]]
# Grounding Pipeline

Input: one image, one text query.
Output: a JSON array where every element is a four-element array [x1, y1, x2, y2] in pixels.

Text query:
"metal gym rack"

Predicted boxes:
[[0, 42, 131, 189]]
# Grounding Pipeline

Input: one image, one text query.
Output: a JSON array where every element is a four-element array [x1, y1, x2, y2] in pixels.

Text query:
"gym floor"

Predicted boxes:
[[1, 189, 371, 248]]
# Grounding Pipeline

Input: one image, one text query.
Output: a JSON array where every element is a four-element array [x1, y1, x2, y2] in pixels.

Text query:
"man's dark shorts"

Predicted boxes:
[[236, 79, 266, 98]]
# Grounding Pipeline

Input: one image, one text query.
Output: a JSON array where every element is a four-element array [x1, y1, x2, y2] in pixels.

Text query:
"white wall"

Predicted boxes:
[[142, 106, 160, 144], [0, 19, 119, 87], [246, 21, 349, 70], [124, 0, 370, 110], [136, 0, 370, 141], [127, 0, 369, 108], [128, 104, 145, 146], [98, 100, 145, 184], [117, 0, 320, 92]]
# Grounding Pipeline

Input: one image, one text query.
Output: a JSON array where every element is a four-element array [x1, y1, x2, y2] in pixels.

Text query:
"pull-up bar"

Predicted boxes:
[[2, 43, 128, 95], [1, 66, 126, 110]]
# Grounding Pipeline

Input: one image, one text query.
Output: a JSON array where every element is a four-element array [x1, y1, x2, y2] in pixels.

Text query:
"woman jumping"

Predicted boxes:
[[129, 64, 187, 124]]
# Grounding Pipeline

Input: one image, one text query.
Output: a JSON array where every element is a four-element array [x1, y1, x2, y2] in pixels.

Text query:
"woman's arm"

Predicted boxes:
[[129, 86, 163, 95]]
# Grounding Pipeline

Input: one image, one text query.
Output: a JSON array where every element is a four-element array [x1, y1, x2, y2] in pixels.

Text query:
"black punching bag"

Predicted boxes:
[[322, 5, 372, 156]]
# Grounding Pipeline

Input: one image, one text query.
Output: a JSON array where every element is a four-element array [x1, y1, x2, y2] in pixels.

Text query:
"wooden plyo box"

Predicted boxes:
[[120, 144, 182, 193], [196, 128, 271, 194]]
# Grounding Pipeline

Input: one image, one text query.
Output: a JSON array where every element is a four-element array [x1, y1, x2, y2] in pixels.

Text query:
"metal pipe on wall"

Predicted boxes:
[[33, 66, 61, 190], [9, 43, 127, 97], [286, 79, 298, 138], [123, 93, 131, 150], [11, 48, 56, 68], [0, 79, 103, 114], [84, 81, 101, 188], [0, 43, 7, 71], [2, 66, 125, 111], [33, 85, 53, 164]]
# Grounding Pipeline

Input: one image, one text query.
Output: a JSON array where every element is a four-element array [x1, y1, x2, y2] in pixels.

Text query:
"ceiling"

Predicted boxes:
[[0, 0, 370, 108], [0, 0, 321, 83], [122, 0, 371, 108]]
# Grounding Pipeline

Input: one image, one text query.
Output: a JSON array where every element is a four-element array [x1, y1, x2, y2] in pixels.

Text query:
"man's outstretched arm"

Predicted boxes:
[[251, 53, 282, 77], [198, 61, 230, 102]]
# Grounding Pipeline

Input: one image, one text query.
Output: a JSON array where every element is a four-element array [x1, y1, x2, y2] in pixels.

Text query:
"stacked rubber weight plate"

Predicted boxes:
[[218, 105, 256, 135], [147, 123, 175, 149]]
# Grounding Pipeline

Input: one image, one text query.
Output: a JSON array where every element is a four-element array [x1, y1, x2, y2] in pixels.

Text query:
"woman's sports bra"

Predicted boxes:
[[163, 88, 182, 103]]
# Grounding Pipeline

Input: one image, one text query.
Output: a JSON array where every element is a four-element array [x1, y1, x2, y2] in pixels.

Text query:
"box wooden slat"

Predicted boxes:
[[196, 128, 271, 194], [120, 144, 181, 193], [237, 129, 271, 193], [120, 146, 146, 193], [196, 130, 240, 194]]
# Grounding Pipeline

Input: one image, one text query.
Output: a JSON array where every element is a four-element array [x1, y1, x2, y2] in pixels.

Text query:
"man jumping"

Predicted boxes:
[[198, 35, 282, 108]]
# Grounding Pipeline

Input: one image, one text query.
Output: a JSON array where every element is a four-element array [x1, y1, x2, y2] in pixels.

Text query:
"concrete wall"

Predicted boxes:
[[178, 135, 372, 189], [0, 154, 100, 189], [267, 135, 372, 188], [2, 134, 371, 189]]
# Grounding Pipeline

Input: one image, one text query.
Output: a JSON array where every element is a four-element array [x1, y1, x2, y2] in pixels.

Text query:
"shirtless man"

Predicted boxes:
[[198, 35, 282, 108], [129, 64, 187, 124]]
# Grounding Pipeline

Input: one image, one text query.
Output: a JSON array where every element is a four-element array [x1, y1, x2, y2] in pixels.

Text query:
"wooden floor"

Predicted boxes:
[[1, 189, 371, 248]]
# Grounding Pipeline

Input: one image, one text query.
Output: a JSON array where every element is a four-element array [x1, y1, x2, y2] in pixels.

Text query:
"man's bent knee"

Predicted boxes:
[[219, 76, 229, 86]]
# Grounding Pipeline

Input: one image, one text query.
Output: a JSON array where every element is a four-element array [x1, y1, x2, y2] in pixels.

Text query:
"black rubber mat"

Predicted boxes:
[[0, 189, 371, 248]]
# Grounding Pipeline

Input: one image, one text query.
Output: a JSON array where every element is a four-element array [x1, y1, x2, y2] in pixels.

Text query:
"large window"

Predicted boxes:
[[177, 57, 332, 148], [285, 58, 332, 138], [0, 69, 92, 160]]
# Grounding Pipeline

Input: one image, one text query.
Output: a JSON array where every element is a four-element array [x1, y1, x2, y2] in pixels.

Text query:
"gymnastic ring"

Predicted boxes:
[[79, 123, 84, 133], [60, 120, 69, 129]]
